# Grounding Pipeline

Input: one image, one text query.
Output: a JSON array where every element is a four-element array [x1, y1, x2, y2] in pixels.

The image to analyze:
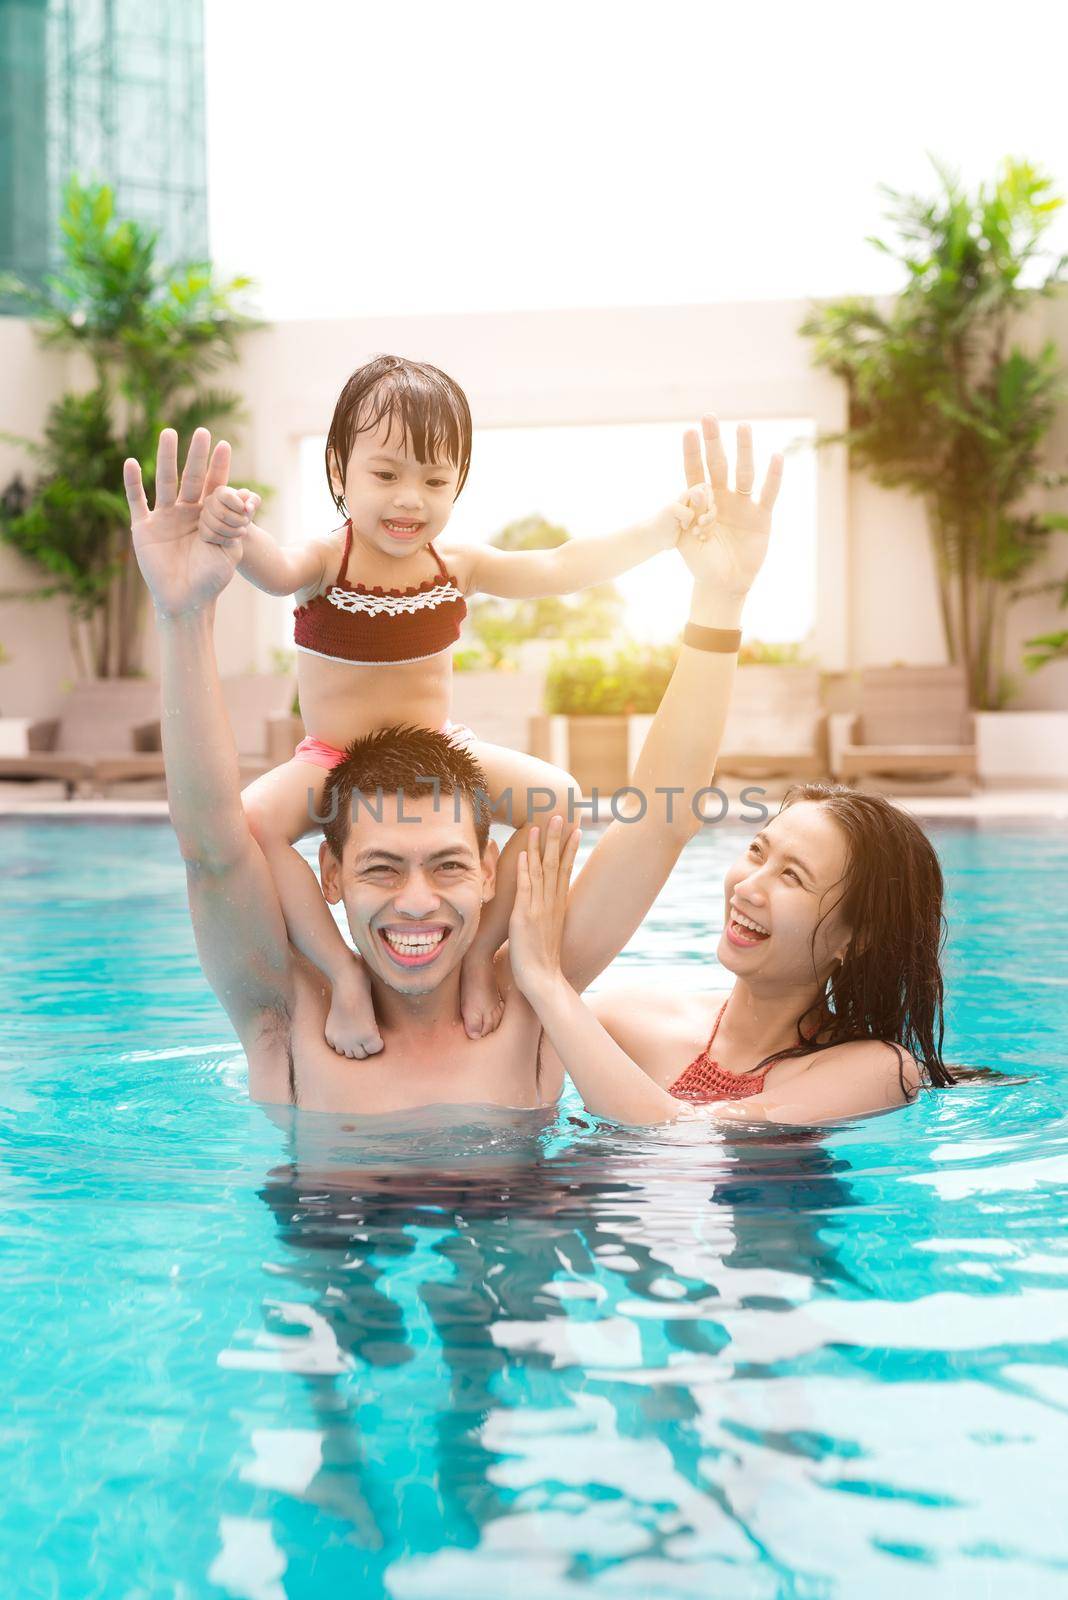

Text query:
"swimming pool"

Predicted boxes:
[[1, 816, 1066, 1598]]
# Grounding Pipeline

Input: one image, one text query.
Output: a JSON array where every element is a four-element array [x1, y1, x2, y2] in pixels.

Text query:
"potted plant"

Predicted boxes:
[[0, 178, 260, 681], [801, 157, 1068, 712], [453, 514, 627, 755], [535, 641, 678, 793]]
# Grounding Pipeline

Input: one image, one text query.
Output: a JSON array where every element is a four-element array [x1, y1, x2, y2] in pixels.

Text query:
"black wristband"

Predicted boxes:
[[682, 622, 742, 653]]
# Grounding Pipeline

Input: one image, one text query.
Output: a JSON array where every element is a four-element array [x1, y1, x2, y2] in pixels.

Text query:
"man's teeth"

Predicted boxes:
[[733, 912, 770, 936], [384, 930, 445, 951]]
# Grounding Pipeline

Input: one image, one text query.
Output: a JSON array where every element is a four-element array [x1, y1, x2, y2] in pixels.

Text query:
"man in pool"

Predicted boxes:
[[124, 423, 782, 1111]]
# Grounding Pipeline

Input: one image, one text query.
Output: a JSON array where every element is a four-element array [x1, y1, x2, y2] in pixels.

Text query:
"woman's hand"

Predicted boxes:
[[124, 428, 244, 619], [508, 815, 582, 1001], [676, 415, 783, 593]]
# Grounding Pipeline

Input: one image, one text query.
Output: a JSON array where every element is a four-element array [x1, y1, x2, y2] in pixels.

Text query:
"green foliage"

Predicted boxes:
[[469, 586, 625, 666], [1022, 630, 1068, 672], [0, 178, 260, 677], [737, 639, 809, 666], [489, 514, 569, 552], [0, 390, 128, 619], [453, 647, 490, 673], [545, 642, 679, 715], [465, 513, 626, 667], [801, 157, 1068, 709]]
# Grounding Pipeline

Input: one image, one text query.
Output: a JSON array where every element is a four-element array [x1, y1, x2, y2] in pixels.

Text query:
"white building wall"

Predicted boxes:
[[0, 320, 75, 719], [849, 475, 948, 668]]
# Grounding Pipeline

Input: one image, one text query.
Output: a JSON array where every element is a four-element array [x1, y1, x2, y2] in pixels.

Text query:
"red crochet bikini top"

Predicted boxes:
[[669, 998, 779, 1103], [293, 521, 468, 666]]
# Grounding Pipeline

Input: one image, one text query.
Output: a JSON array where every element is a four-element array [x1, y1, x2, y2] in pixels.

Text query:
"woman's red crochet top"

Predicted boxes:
[[293, 520, 467, 666], [668, 998, 777, 1102]]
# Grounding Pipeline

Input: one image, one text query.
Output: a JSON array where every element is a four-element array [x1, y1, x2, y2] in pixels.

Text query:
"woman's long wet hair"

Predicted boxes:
[[324, 353, 473, 514], [760, 784, 952, 1091]]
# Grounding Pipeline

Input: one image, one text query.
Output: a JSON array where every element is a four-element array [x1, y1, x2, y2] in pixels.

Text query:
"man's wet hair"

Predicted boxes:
[[321, 725, 492, 859], [324, 354, 473, 514]]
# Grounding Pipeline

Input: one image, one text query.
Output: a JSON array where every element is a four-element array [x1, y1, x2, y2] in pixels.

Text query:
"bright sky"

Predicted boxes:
[[204, 0, 1067, 317], [207, 0, 1066, 645]]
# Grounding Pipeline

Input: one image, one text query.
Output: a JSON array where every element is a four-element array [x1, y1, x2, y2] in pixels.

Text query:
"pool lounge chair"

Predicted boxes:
[[0, 679, 164, 799], [0, 674, 299, 798], [836, 665, 977, 786], [716, 665, 829, 781]]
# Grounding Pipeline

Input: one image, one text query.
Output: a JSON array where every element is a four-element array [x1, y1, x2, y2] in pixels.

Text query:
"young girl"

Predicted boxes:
[[198, 354, 709, 1061]]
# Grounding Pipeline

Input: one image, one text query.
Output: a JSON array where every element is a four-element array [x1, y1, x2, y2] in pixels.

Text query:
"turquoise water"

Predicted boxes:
[[1, 817, 1067, 1599]]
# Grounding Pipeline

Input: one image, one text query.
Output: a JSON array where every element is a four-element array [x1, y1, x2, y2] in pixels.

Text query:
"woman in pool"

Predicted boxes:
[[507, 790, 952, 1126]]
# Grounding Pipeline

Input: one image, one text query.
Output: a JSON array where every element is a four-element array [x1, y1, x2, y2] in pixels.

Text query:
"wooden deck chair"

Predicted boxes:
[[837, 665, 977, 785], [716, 665, 830, 781]]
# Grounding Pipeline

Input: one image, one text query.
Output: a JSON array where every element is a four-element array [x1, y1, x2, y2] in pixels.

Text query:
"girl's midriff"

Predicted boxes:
[[297, 649, 453, 749]]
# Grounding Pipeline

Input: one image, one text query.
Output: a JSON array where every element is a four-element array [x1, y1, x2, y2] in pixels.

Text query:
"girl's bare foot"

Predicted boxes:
[[460, 952, 506, 1040], [325, 963, 384, 1059]]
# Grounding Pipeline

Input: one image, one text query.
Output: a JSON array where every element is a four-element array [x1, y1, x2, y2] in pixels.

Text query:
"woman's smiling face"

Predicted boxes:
[[719, 801, 854, 987]]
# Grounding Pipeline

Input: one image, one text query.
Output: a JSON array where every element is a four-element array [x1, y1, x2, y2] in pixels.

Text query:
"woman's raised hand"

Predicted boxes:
[[676, 415, 783, 593], [508, 816, 583, 1001], [124, 428, 244, 618]]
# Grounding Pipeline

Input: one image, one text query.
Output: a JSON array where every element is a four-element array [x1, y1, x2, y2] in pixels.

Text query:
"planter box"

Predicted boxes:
[[976, 712, 1068, 787], [531, 713, 686, 795], [530, 713, 631, 794]]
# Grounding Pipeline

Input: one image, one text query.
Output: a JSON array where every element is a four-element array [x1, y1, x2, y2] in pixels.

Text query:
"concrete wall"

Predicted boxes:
[[2, 295, 1067, 719], [0, 319, 75, 718], [1003, 290, 1068, 711]]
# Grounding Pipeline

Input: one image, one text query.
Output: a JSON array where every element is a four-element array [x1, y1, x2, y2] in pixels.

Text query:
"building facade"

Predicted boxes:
[[0, 0, 207, 299]]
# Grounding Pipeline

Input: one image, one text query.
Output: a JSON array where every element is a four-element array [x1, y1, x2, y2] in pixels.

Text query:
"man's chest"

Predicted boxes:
[[287, 1009, 549, 1115]]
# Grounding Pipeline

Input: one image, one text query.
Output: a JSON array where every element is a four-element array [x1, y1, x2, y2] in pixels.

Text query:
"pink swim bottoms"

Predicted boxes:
[[294, 720, 477, 770]]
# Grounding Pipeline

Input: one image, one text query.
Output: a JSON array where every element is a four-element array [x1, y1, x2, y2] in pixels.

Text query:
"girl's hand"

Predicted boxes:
[[649, 486, 714, 550], [508, 816, 582, 1000], [199, 485, 260, 551], [676, 415, 784, 591]]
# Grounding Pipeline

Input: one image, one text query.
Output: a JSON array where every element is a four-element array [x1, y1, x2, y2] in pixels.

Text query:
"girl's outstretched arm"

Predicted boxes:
[[458, 495, 704, 600], [200, 486, 330, 598]]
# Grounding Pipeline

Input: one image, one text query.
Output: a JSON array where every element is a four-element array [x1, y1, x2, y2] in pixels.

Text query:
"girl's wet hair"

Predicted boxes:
[[759, 783, 952, 1092], [325, 354, 473, 514]]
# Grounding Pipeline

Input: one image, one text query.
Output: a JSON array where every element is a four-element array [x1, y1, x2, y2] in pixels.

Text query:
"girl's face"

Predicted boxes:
[[718, 801, 854, 989], [333, 415, 461, 558]]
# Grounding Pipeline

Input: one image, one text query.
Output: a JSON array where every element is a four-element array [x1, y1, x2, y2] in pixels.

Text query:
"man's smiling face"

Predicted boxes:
[[319, 791, 497, 997]]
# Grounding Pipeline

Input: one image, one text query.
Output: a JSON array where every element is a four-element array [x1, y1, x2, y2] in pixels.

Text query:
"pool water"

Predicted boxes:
[[1, 818, 1067, 1599]]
